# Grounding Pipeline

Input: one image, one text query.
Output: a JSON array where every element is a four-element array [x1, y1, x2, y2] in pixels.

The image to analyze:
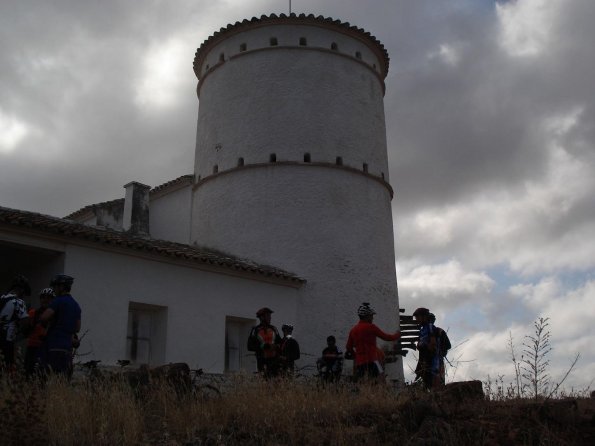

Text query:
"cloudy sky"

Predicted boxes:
[[1, 0, 594, 390]]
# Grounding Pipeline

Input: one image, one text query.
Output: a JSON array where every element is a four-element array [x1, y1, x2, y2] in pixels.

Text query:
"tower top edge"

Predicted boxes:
[[193, 13, 390, 79]]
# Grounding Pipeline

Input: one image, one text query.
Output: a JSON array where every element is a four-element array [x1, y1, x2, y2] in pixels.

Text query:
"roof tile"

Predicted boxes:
[[0, 206, 304, 286]]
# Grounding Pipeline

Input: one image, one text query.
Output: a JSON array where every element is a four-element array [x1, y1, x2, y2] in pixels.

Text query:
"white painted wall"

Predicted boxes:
[[194, 26, 389, 182], [63, 244, 299, 372], [150, 185, 192, 244], [192, 166, 401, 370]]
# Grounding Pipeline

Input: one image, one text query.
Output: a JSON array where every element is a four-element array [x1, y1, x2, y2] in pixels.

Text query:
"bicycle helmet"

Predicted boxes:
[[413, 307, 430, 317], [256, 307, 273, 317], [50, 274, 74, 287], [357, 302, 376, 317], [40, 288, 55, 298]]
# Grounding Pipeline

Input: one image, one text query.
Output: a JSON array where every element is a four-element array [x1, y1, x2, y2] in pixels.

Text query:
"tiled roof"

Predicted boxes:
[[151, 174, 194, 194], [65, 198, 124, 220], [0, 206, 305, 286], [65, 174, 194, 220], [194, 13, 390, 78]]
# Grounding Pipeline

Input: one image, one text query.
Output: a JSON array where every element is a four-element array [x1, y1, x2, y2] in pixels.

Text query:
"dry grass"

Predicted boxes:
[[1, 371, 594, 446]]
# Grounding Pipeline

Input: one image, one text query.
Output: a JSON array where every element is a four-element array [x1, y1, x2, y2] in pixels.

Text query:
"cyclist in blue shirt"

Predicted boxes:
[[40, 274, 81, 377]]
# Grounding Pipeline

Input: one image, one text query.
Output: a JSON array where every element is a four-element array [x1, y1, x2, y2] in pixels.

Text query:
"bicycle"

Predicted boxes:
[[189, 368, 222, 400]]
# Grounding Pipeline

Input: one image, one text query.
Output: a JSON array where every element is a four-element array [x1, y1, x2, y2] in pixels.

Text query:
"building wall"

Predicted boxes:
[[63, 244, 299, 372], [149, 185, 192, 244]]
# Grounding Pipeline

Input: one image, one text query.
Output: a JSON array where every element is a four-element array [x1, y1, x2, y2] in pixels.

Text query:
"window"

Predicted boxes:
[[299, 37, 307, 46], [213, 164, 219, 174], [126, 302, 167, 365], [269, 153, 277, 162], [355, 51, 362, 60], [240, 43, 247, 52], [225, 316, 257, 372], [363, 163, 368, 173], [331, 42, 338, 51], [238, 157, 244, 167], [336, 156, 343, 166], [219, 53, 225, 62], [304, 153, 311, 162], [270, 37, 278, 46]]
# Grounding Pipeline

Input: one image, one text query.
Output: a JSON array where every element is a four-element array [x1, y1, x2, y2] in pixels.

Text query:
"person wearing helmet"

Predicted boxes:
[[247, 307, 282, 377], [279, 324, 301, 374], [24, 288, 54, 377], [412, 307, 442, 389], [0, 275, 31, 369], [40, 274, 81, 377], [346, 302, 401, 381]]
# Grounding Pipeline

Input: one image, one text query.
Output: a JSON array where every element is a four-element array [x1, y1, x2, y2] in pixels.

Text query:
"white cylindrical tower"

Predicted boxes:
[[191, 13, 402, 380]]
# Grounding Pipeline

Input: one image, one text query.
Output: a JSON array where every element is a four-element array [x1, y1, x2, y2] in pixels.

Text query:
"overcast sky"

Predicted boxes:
[[1, 0, 594, 390]]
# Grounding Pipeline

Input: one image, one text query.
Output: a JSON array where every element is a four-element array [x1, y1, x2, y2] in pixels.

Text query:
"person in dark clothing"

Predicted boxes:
[[413, 307, 442, 390], [24, 287, 54, 377], [247, 307, 282, 378], [40, 274, 81, 378], [429, 312, 450, 386], [279, 324, 300, 374], [317, 335, 343, 382]]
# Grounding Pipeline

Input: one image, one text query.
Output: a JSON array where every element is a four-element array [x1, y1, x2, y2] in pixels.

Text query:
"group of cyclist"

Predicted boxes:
[[3, 273, 447, 388], [0, 274, 81, 378], [247, 302, 448, 389]]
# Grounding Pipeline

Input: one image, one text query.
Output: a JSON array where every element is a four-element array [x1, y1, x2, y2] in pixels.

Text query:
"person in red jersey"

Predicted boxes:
[[346, 302, 400, 381], [247, 307, 282, 377]]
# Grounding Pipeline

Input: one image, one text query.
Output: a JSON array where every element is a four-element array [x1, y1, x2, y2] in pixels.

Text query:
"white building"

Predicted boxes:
[[0, 14, 403, 380]]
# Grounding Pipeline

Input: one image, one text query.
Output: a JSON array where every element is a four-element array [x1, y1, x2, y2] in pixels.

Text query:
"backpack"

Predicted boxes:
[[435, 326, 451, 358], [0, 295, 17, 321], [0, 295, 17, 336], [247, 326, 260, 352]]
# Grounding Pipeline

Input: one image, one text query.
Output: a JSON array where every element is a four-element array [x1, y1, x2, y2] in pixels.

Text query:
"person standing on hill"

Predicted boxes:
[[40, 274, 81, 377], [429, 312, 451, 386], [413, 307, 443, 390], [279, 324, 300, 374], [0, 275, 31, 370], [24, 287, 54, 377], [247, 307, 282, 377], [346, 302, 401, 381]]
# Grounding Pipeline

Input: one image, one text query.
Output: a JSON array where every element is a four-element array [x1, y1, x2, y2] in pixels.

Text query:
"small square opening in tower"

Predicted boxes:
[[299, 37, 307, 46], [270, 37, 278, 46]]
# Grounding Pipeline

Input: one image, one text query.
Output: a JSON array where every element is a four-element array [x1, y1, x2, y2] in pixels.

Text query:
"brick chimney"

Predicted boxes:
[[123, 181, 151, 235]]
